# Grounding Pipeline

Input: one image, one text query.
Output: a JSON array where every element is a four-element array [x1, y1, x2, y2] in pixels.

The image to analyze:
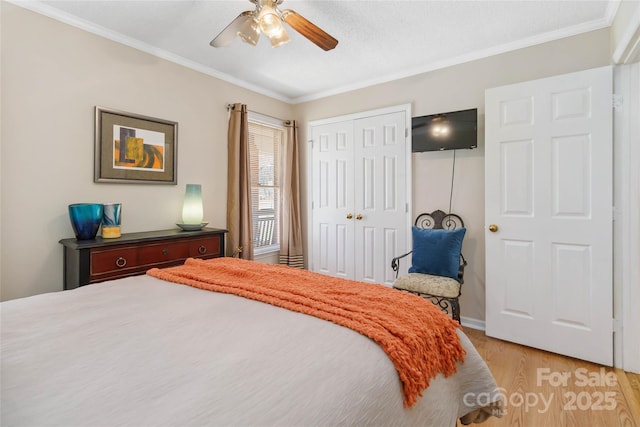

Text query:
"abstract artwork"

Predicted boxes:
[[94, 107, 177, 184]]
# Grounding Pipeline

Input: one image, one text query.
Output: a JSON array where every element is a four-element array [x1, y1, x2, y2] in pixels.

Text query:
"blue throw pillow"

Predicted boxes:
[[408, 226, 466, 280]]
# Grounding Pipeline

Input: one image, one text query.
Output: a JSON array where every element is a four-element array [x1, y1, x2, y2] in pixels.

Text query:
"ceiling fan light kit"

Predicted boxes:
[[257, 3, 291, 48], [211, 0, 338, 51]]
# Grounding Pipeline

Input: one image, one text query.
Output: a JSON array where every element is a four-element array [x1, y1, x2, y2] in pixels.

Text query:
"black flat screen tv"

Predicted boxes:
[[412, 108, 477, 152]]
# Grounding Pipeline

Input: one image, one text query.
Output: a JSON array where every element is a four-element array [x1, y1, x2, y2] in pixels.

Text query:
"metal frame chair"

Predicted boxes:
[[391, 209, 467, 322]]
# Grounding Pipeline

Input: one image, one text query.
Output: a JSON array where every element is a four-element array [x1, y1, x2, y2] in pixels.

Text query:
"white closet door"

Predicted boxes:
[[310, 120, 355, 279], [354, 112, 408, 285], [309, 105, 411, 285]]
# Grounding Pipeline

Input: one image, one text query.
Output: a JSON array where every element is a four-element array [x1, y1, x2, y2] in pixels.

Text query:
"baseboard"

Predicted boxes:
[[460, 316, 486, 331]]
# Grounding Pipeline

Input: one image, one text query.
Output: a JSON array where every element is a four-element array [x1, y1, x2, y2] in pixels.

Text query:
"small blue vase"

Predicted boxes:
[[68, 203, 104, 240]]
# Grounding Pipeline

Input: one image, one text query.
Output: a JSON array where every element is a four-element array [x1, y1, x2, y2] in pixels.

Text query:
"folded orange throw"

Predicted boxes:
[[147, 257, 466, 407]]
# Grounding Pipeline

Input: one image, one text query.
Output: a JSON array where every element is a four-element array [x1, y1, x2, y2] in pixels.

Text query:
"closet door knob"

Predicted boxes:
[[356, 214, 363, 220], [489, 224, 499, 232], [346, 213, 353, 219]]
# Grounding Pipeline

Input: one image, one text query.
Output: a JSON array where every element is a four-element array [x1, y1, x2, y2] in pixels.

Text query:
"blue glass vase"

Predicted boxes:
[[68, 203, 104, 240]]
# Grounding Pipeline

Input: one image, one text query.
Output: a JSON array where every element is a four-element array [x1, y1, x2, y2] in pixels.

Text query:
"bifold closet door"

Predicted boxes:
[[310, 120, 355, 280], [353, 112, 408, 285], [310, 108, 410, 286]]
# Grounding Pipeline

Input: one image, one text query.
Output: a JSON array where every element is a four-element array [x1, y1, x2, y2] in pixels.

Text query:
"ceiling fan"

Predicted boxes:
[[210, 0, 338, 51]]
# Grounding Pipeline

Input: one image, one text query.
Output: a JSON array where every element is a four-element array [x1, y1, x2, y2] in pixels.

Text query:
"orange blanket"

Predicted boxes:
[[147, 257, 465, 407]]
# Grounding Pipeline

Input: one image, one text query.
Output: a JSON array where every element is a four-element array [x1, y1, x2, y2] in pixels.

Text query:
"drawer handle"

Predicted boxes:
[[162, 248, 169, 256], [115, 257, 127, 268], [198, 245, 207, 255]]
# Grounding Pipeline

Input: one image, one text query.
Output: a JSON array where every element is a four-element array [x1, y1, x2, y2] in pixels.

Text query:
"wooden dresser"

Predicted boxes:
[[59, 228, 227, 290]]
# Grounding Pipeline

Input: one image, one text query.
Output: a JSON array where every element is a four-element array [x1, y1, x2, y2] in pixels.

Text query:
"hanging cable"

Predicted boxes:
[[448, 150, 456, 214]]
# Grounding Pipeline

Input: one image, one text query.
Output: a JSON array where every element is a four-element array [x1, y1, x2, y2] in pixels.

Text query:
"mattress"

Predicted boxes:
[[1, 273, 502, 426]]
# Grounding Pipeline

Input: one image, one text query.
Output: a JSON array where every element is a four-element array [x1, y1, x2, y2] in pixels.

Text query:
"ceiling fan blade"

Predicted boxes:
[[281, 9, 338, 51], [210, 11, 253, 47]]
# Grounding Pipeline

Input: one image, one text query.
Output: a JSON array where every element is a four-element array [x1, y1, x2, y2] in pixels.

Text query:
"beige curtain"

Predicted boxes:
[[279, 120, 304, 268], [226, 103, 254, 259]]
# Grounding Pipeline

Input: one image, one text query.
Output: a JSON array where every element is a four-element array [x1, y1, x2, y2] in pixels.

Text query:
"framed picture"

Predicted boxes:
[[94, 107, 178, 184]]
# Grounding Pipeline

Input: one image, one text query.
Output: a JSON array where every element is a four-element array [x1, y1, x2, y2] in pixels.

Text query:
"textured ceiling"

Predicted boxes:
[[17, 0, 617, 103]]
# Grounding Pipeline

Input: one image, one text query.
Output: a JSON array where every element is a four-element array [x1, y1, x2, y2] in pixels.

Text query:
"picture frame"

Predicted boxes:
[[94, 106, 178, 184]]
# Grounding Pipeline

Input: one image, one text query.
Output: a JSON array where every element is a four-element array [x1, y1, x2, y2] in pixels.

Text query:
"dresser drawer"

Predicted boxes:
[[91, 246, 141, 276], [138, 240, 190, 265], [188, 235, 221, 257], [92, 240, 194, 273]]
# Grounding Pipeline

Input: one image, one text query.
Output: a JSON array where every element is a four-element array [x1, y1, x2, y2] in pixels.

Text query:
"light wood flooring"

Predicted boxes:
[[461, 327, 640, 427]]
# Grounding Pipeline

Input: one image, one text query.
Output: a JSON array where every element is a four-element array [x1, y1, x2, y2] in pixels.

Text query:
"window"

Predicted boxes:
[[248, 116, 284, 254]]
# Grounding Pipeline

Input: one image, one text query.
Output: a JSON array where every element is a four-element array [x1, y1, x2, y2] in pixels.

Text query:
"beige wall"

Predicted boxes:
[[295, 28, 611, 322], [0, 2, 612, 322], [0, 3, 292, 300]]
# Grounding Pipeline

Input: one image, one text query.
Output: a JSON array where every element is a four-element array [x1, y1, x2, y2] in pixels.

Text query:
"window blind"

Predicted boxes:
[[248, 120, 283, 251]]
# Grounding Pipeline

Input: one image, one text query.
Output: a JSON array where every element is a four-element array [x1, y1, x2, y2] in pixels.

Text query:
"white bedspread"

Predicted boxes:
[[1, 275, 501, 426]]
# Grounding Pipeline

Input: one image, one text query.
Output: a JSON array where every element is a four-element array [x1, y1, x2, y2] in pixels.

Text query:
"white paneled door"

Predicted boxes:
[[485, 66, 613, 365], [310, 106, 411, 285], [353, 112, 408, 284], [310, 120, 355, 280]]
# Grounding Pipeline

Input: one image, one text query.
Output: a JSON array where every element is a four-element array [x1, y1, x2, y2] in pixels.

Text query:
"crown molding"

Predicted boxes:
[[292, 17, 611, 104], [10, 0, 614, 105], [7, 0, 294, 103]]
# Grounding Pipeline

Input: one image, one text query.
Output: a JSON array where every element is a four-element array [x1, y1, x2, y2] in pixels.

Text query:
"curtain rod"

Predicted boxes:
[[226, 103, 292, 126]]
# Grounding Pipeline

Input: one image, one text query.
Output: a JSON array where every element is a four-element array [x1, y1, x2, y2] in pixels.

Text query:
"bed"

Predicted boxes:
[[1, 258, 502, 426]]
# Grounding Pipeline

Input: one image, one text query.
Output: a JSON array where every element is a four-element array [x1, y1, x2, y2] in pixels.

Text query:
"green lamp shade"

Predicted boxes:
[[182, 184, 203, 225]]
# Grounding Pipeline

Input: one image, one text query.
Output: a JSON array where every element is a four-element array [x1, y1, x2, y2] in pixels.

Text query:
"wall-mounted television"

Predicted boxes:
[[412, 108, 477, 152]]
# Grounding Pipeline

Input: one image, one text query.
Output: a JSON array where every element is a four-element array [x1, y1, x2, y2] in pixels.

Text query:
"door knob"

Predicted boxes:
[[346, 213, 353, 219], [356, 214, 363, 220], [489, 224, 499, 232]]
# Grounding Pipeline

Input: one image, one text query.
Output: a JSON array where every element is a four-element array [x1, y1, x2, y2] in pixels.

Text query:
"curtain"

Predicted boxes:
[[226, 103, 254, 259], [279, 120, 304, 268]]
